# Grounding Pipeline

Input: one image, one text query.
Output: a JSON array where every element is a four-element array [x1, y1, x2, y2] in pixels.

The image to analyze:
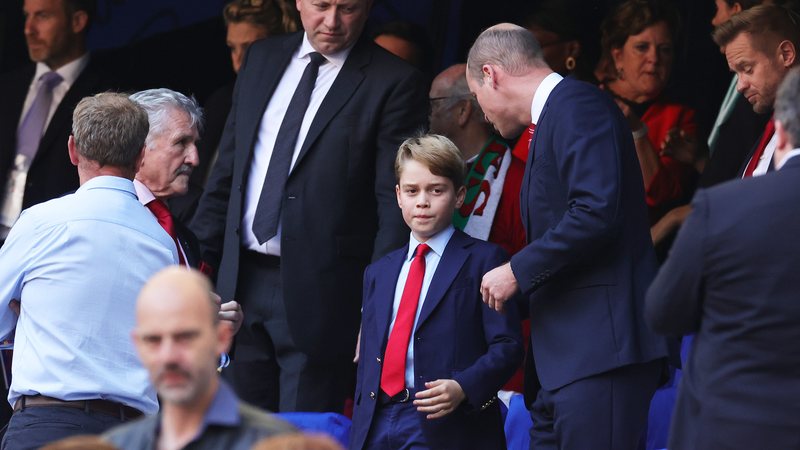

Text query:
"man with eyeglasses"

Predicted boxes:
[[429, 64, 526, 259]]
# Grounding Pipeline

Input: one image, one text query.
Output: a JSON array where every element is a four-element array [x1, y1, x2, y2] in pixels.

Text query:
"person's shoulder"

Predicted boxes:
[[238, 401, 297, 434], [103, 415, 158, 445], [248, 32, 303, 56], [450, 230, 507, 262]]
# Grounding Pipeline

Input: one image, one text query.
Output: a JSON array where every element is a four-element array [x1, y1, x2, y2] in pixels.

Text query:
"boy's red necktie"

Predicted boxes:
[[381, 243, 430, 397]]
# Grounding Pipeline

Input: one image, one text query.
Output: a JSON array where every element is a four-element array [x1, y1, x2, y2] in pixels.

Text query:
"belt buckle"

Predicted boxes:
[[395, 388, 410, 403]]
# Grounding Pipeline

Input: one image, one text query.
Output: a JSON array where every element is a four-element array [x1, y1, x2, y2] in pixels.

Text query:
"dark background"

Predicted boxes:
[[0, 0, 732, 136]]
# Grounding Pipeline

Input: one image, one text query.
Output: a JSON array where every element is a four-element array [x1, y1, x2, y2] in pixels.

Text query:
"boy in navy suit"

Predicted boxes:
[[350, 134, 523, 450]]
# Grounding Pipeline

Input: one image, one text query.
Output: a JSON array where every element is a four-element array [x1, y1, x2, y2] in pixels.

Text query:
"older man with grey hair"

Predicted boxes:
[[470, 24, 667, 449], [130, 88, 242, 335], [0, 92, 178, 450], [429, 63, 526, 257]]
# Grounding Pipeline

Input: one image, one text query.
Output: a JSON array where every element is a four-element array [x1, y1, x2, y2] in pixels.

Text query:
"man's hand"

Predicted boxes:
[[212, 292, 244, 335], [9, 300, 20, 317], [480, 263, 518, 312], [413, 379, 466, 419]]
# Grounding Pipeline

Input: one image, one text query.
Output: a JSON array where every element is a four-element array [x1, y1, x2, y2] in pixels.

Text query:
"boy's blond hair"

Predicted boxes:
[[395, 134, 466, 190]]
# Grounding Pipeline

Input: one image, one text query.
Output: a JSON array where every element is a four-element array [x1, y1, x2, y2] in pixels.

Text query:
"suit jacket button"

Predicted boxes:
[[369, 392, 376, 400], [376, 357, 381, 364]]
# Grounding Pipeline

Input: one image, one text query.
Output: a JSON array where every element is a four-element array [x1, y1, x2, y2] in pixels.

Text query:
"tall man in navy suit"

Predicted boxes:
[[0, 0, 111, 242], [191, 0, 428, 413], [645, 67, 800, 450], [469, 24, 668, 449]]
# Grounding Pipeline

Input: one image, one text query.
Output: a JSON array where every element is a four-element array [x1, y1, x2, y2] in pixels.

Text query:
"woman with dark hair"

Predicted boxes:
[[599, 0, 697, 225]]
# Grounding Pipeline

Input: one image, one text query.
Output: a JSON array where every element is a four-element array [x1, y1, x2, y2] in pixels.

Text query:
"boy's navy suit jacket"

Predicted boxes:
[[349, 229, 523, 450]]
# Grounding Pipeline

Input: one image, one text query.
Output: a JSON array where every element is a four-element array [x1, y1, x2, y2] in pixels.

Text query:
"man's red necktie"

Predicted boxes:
[[743, 118, 775, 178], [381, 243, 430, 397], [146, 199, 186, 266]]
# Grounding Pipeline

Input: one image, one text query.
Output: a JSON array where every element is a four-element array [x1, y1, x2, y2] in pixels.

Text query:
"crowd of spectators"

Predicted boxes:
[[1, 0, 799, 449]]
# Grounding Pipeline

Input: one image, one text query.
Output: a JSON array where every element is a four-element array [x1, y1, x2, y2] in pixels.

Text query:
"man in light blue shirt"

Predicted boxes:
[[0, 92, 177, 450]]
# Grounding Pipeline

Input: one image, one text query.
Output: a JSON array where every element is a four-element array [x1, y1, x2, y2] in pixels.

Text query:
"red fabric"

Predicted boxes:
[[488, 154, 527, 257], [380, 243, 430, 396], [743, 119, 775, 177], [512, 123, 535, 162], [640, 100, 697, 214], [146, 199, 186, 266]]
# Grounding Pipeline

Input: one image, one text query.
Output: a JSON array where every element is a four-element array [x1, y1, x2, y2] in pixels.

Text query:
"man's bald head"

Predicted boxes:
[[136, 267, 217, 326], [134, 267, 229, 407], [466, 23, 547, 85]]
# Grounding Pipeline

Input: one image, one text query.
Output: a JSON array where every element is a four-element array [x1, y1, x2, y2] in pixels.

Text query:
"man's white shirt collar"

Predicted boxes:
[[34, 53, 89, 90], [297, 34, 352, 68], [530, 72, 564, 126]]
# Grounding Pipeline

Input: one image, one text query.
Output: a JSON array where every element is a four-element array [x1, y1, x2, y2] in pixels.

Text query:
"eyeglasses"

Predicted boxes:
[[429, 94, 472, 105]]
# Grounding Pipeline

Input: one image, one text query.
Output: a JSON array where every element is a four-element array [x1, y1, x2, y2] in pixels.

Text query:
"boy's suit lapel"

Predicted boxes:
[[374, 247, 407, 345], [415, 230, 469, 331]]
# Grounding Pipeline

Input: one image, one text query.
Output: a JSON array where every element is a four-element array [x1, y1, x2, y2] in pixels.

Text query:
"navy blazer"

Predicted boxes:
[[190, 33, 428, 362], [350, 229, 523, 450], [509, 78, 668, 392], [0, 58, 113, 212], [646, 156, 800, 450]]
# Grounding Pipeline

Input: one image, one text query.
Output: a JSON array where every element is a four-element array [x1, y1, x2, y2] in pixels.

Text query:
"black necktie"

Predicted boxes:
[[253, 52, 326, 244]]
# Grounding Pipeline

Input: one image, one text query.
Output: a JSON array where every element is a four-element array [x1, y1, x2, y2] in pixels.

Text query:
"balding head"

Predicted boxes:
[[134, 267, 230, 408], [429, 64, 490, 157], [136, 267, 217, 326], [466, 23, 547, 85]]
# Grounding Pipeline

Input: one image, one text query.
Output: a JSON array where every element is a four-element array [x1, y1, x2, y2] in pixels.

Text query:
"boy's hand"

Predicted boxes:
[[413, 379, 465, 419], [481, 262, 518, 312]]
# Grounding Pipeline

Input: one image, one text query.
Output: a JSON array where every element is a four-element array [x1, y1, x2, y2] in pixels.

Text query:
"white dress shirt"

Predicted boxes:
[[242, 34, 352, 256], [387, 226, 455, 388], [748, 133, 778, 177]]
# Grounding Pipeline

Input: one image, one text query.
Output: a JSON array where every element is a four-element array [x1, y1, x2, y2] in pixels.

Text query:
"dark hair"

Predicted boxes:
[[63, 0, 96, 28], [223, 0, 300, 34], [601, 0, 680, 53], [712, 4, 800, 55]]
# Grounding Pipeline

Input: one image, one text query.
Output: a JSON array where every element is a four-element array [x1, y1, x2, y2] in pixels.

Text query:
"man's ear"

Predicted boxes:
[[456, 100, 473, 128], [482, 64, 499, 88], [135, 145, 146, 173], [68, 135, 79, 166], [779, 40, 796, 68], [71, 10, 88, 35]]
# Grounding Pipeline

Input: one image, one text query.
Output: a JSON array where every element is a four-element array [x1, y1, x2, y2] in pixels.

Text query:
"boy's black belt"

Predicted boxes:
[[378, 388, 415, 405]]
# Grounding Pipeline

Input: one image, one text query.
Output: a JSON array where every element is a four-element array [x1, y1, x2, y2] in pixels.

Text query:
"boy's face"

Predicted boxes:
[[396, 159, 465, 242]]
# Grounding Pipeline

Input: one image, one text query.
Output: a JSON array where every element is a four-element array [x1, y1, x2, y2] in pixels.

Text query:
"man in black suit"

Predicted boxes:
[[130, 88, 243, 334], [645, 66, 800, 450], [0, 0, 111, 242], [191, 0, 427, 413]]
